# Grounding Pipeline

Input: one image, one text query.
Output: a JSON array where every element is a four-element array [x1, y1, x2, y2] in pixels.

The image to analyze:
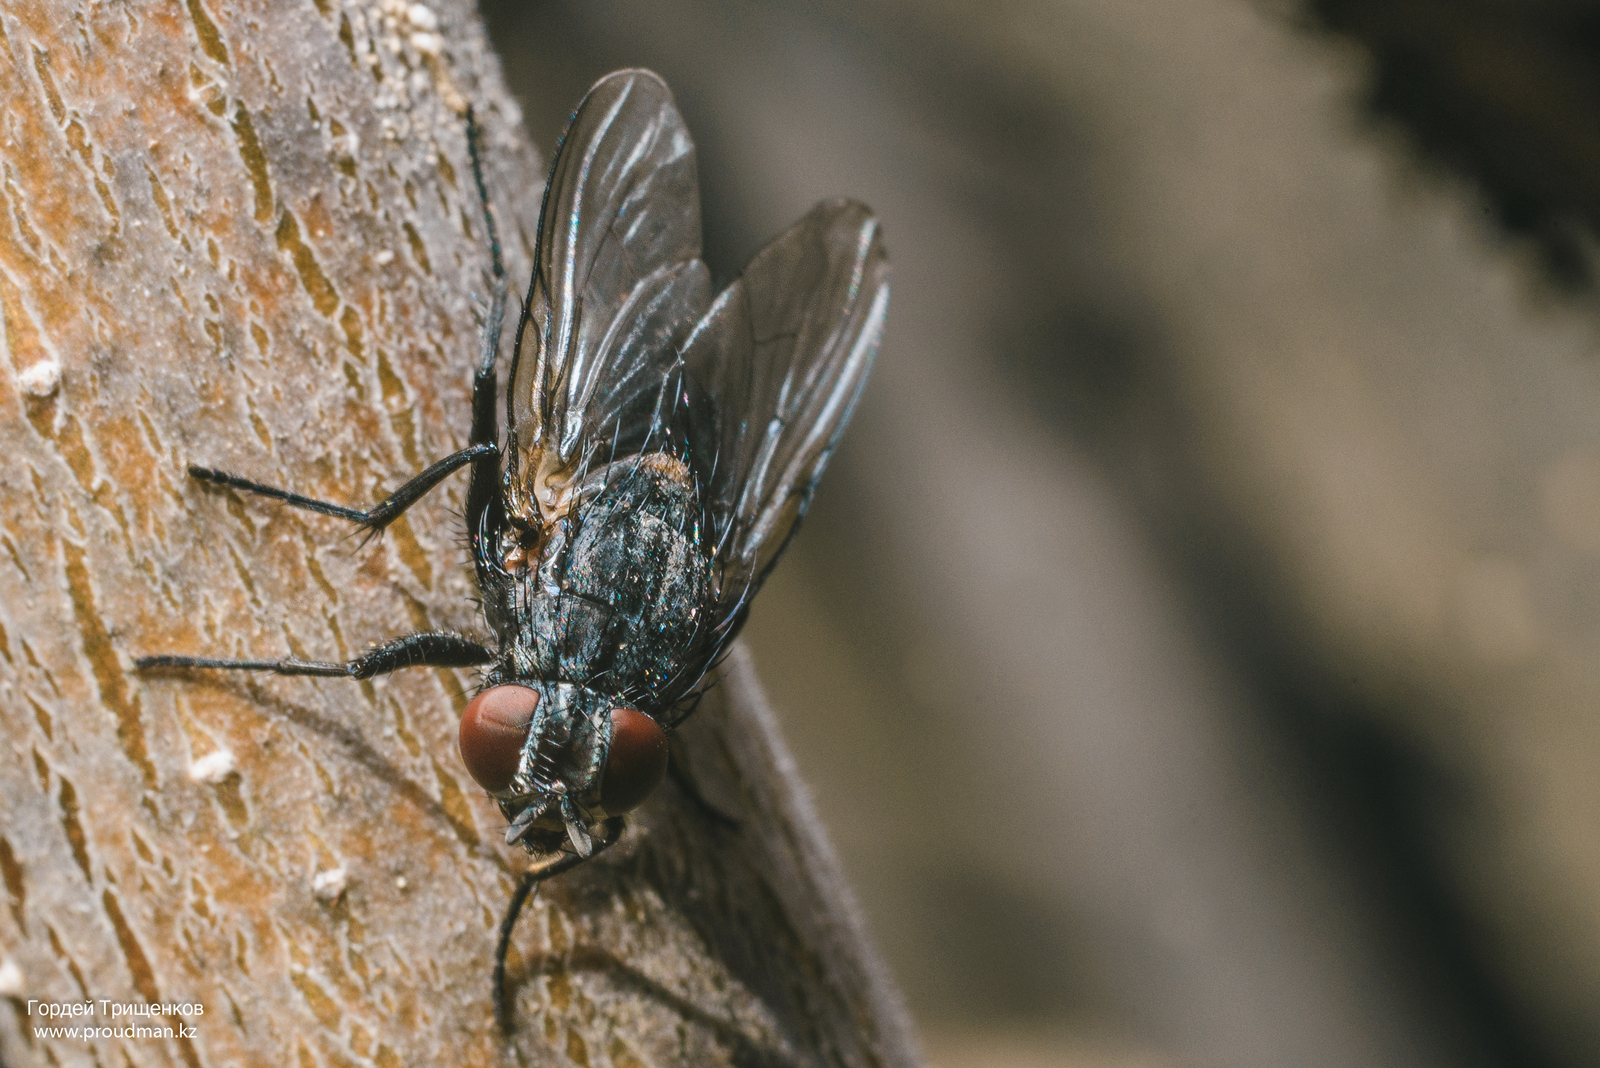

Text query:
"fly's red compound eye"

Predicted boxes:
[[459, 685, 540, 793], [600, 707, 668, 814]]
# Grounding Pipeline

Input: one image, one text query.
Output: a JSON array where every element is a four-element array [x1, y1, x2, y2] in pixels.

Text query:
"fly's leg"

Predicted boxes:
[[465, 104, 507, 453], [464, 114, 505, 536], [135, 632, 494, 678], [188, 442, 496, 540], [494, 817, 626, 1033], [185, 113, 509, 546], [463, 106, 510, 583]]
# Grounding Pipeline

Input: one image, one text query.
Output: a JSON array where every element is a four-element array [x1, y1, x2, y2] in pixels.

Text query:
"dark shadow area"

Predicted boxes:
[[511, 944, 794, 1068], [1308, 0, 1600, 289]]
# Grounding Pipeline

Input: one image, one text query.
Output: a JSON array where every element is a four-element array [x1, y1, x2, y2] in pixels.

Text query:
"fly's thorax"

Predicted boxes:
[[491, 450, 715, 703]]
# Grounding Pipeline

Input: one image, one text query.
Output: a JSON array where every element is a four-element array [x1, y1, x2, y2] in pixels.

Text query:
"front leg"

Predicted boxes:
[[464, 106, 510, 586], [189, 442, 497, 537], [135, 632, 494, 679], [195, 116, 507, 547]]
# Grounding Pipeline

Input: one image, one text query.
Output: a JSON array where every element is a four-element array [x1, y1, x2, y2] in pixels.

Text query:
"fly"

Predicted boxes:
[[136, 68, 889, 1026]]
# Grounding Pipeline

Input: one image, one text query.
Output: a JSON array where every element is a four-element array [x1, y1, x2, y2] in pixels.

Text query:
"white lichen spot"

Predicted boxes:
[[394, 875, 408, 891], [188, 748, 237, 784], [311, 867, 347, 901], [18, 357, 61, 397], [0, 958, 22, 997], [411, 31, 443, 56], [374, 249, 395, 266], [406, 3, 439, 31]]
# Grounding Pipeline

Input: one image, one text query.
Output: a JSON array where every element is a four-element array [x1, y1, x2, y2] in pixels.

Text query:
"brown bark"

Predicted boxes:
[[0, 2, 919, 1066]]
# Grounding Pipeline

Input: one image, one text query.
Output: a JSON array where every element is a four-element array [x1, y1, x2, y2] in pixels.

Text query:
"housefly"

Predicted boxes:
[[136, 69, 889, 1023]]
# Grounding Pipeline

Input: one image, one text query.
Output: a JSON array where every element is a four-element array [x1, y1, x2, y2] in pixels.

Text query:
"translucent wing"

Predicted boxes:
[[508, 69, 710, 514], [684, 199, 890, 635]]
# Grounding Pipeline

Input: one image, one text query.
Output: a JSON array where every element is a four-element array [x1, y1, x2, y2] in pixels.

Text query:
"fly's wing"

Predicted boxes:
[[683, 199, 890, 643], [509, 69, 711, 491]]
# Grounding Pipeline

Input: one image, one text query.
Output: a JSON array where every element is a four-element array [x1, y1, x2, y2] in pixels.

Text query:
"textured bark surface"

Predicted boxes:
[[0, 2, 919, 1066]]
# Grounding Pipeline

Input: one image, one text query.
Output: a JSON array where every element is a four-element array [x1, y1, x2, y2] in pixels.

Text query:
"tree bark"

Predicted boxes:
[[0, 2, 920, 1066]]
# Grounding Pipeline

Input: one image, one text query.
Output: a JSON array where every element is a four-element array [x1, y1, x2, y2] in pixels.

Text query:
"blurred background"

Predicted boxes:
[[480, 1, 1600, 1065]]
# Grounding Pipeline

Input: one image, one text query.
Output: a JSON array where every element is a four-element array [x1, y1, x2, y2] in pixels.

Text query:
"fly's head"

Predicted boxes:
[[457, 680, 669, 855]]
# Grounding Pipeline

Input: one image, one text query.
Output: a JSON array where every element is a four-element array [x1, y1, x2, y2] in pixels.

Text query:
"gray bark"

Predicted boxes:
[[0, 2, 919, 1065]]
